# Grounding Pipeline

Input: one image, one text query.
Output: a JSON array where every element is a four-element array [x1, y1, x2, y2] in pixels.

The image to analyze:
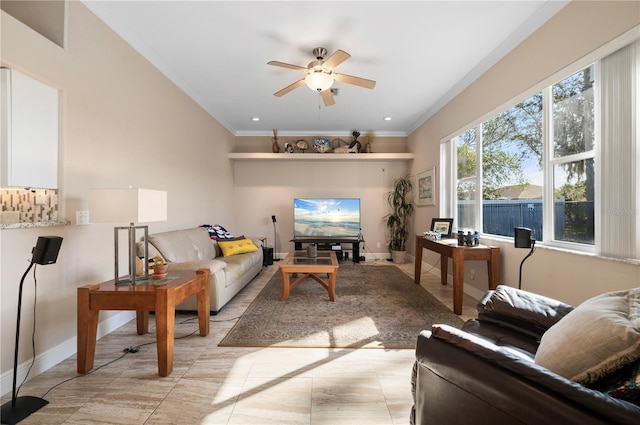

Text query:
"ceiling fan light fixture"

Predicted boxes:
[[305, 70, 334, 92]]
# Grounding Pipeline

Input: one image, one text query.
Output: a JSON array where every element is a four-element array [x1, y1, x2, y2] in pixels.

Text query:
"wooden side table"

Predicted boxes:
[[414, 235, 500, 315], [77, 269, 210, 377]]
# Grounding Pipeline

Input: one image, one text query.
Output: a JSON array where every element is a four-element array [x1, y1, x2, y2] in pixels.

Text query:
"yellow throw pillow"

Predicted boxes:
[[217, 238, 259, 257]]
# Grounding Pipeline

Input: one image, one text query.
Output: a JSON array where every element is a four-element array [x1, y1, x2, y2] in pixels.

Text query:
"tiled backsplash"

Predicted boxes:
[[0, 188, 59, 223]]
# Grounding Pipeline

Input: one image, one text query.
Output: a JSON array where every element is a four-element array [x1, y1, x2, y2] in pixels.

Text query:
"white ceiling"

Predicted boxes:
[[82, 1, 568, 137]]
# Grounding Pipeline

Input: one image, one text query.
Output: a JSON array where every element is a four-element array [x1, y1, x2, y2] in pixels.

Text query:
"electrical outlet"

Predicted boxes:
[[376, 242, 381, 249], [76, 210, 90, 225], [35, 191, 47, 205], [469, 269, 476, 280]]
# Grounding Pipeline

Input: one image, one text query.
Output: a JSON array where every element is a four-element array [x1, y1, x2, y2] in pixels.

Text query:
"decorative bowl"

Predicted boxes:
[[312, 137, 332, 153]]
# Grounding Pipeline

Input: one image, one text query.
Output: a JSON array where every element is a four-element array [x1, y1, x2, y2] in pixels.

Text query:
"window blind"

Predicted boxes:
[[598, 40, 639, 260]]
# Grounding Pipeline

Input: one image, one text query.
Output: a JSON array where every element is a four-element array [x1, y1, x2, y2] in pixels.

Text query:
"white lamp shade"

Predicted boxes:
[[305, 71, 334, 92], [89, 188, 167, 224]]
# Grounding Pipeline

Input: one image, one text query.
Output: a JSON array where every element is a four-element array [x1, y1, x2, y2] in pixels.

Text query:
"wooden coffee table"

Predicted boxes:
[[279, 250, 339, 301], [77, 269, 210, 377]]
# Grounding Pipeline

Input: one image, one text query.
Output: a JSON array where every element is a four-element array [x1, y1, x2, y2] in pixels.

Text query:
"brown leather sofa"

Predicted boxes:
[[411, 285, 640, 425]]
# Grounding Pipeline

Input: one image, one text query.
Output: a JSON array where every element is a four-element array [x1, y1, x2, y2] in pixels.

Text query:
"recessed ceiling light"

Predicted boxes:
[[383, 116, 392, 121], [251, 117, 260, 121]]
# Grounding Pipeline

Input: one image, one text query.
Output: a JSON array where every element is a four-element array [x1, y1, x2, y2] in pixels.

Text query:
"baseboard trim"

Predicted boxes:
[[1, 311, 135, 397]]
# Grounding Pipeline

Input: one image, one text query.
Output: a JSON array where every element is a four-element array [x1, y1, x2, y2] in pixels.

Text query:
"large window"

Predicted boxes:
[[551, 67, 595, 244], [482, 93, 544, 240], [443, 38, 639, 260]]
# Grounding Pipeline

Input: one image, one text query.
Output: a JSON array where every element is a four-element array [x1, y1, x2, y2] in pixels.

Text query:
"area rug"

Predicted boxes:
[[219, 265, 465, 349]]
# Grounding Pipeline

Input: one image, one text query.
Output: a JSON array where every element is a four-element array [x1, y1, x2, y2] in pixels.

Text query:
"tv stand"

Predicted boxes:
[[292, 238, 361, 263]]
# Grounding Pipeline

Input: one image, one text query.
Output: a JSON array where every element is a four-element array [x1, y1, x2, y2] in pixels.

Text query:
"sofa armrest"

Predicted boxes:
[[477, 285, 574, 339]]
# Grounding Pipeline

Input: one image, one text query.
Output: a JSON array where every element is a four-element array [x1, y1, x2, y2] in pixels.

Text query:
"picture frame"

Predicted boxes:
[[416, 167, 436, 206], [431, 218, 454, 238]]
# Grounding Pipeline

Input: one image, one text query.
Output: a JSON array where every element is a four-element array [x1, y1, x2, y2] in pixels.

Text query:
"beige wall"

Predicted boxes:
[[408, 1, 640, 304], [0, 2, 236, 392]]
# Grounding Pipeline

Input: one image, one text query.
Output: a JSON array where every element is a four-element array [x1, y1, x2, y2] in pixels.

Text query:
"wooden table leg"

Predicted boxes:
[[327, 272, 336, 302], [77, 287, 99, 373], [440, 254, 448, 286], [154, 287, 175, 377], [451, 249, 465, 315], [280, 270, 291, 301], [196, 270, 210, 336], [414, 239, 423, 284], [136, 311, 149, 335], [487, 246, 501, 289]]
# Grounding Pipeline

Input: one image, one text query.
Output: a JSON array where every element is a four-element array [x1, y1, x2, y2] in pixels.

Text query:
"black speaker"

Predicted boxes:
[[262, 247, 274, 266], [31, 236, 63, 265], [514, 227, 532, 249]]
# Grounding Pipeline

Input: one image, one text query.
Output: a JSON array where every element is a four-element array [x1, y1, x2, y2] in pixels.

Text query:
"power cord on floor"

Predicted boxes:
[[420, 257, 441, 275], [39, 314, 240, 399], [360, 240, 380, 262]]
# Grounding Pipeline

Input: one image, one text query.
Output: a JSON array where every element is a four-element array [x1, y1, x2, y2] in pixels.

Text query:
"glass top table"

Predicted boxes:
[[279, 250, 339, 301], [290, 250, 334, 265]]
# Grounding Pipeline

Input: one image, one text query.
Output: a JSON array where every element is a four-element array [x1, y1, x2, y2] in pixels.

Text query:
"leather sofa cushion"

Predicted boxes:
[[148, 227, 217, 263]]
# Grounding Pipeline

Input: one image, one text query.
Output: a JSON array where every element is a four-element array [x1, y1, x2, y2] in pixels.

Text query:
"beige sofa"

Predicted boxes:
[[141, 227, 263, 313]]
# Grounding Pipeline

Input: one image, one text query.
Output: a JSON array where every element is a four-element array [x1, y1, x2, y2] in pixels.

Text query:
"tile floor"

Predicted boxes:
[[2, 259, 478, 425]]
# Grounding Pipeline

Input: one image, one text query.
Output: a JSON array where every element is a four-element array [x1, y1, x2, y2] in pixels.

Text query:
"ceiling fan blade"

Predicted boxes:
[[335, 73, 376, 89], [323, 49, 350, 69], [321, 89, 335, 107], [274, 79, 305, 97], [267, 61, 308, 72]]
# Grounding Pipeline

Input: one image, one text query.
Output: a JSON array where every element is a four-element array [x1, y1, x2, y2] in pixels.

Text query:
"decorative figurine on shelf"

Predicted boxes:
[[284, 142, 294, 153], [350, 130, 362, 153], [271, 128, 280, 153], [296, 139, 308, 153], [333, 141, 359, 153]]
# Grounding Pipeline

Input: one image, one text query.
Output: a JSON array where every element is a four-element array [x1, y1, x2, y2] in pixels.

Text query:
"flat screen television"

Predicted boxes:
[[293, 198, 361, 239]]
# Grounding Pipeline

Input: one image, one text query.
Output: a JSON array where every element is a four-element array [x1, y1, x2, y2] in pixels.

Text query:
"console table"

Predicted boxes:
[[292, 237, 360, 263], [77, 269, 210, 377], [414, 235, 500, 315]]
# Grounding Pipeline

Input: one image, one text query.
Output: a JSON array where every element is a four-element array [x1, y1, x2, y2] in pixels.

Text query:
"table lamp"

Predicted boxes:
[[89, 188, 167, 285]]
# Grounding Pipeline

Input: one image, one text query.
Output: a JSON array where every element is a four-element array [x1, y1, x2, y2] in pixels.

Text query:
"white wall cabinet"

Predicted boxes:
[[1, 68, 59, 189]]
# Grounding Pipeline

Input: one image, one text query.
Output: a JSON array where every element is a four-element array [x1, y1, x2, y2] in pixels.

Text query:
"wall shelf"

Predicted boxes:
[[228, 153, 414, 162]]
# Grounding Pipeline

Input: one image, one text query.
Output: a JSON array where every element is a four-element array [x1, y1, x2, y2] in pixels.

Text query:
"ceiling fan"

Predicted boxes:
[[267, 47, 376, 107]]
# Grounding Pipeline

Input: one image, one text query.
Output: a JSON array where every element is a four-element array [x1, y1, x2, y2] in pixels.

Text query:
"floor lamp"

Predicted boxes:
[[1, 236, 63, 425], [271, 215, 279, 261], [89, 188, 167, 285], [514, 227, 536, 290]]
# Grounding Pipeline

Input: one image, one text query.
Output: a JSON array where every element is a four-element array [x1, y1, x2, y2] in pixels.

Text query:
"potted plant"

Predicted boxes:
[[152, 260, 168, 278], [385, 176, 414, 263]]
